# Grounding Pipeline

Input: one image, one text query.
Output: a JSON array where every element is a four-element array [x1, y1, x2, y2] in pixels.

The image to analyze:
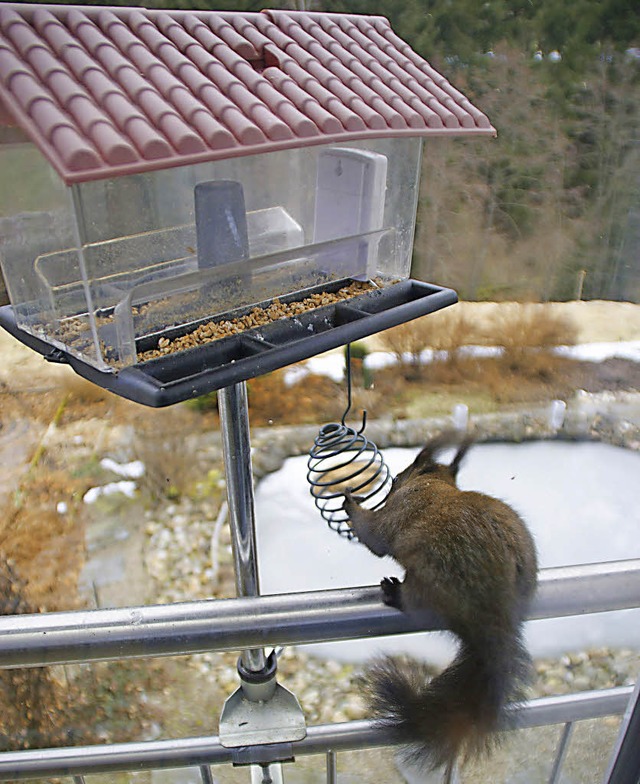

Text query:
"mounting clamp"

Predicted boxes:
[[219, 652, 306, 750]]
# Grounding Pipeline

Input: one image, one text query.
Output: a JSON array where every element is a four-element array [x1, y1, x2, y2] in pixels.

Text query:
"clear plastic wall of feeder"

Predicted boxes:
[[0, 137, 423, 371]]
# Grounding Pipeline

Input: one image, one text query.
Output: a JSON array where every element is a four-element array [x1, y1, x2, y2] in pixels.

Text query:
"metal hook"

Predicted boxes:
[[341, 343, 367, 434]]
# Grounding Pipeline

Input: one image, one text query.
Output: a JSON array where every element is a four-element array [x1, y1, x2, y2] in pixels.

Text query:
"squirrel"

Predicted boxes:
[[343, 431, 538, 780]]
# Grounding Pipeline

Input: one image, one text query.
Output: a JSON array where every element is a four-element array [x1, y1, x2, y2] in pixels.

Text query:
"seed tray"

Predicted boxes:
[[0, 279, 456, 407]]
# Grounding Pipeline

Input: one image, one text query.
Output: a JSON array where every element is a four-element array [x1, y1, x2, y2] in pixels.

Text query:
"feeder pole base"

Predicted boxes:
[[219, 683, 306, 748], [220, 651, 305, 748]]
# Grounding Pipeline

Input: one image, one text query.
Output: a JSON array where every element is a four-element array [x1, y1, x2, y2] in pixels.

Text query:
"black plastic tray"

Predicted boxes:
[[0, 280, 457, 407]]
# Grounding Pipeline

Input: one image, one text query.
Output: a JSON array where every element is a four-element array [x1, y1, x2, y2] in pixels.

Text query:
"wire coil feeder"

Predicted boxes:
[[307, 345, 392, 540]]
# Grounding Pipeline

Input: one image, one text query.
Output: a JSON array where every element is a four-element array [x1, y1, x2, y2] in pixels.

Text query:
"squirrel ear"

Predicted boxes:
[[450, 437, 473, 477], [413, 443, 438, 471]]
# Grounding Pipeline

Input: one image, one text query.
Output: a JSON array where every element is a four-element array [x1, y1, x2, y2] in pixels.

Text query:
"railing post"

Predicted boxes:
[[548, 722, 574, 784], [326, 751, 337, 784], [199, 765, 215, 784], [604, 678, 640, 784]]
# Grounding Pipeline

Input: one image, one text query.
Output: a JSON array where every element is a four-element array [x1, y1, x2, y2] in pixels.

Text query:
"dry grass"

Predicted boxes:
[[59, 374, 111, 405], [195, 305, 584, 424], [377, 302, 576, 379], [246, 370, 345, 427], [368, 303, 583, 413], [0, 559, 92, 750], [0, 468, 86, 613], [481, 305, 578, 388], [132, 406, 204, 504], [377, 308, 479, 379], [483, 303, 577, 353], [0, 559, 165, 751]]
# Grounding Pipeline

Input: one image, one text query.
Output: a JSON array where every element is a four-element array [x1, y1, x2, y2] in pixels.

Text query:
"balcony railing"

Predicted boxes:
[[0, 559, 638, 782]]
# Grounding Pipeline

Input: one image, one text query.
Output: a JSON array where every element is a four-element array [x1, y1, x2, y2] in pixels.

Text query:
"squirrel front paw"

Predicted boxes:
[[381, 576, 403, 609], [342, 489, 364, 513]]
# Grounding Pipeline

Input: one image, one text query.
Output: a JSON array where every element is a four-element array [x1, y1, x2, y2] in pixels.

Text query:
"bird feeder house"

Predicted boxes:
[[0, 4, 494, 406]]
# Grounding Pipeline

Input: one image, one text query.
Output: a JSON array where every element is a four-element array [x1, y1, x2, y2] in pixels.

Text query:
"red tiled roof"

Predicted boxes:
[[0, 4, 495, 184]]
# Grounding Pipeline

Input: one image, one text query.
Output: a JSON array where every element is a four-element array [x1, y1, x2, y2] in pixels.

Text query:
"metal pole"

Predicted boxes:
[[216, 383, 305, 747], [218, 381, 265, 673], [326, 751, 337, 784], [200, 765, 215, 784], [548, 722, 574, 784], [0, 560, 638, 669], [604, 678, 640, 784], [0, 688, 631, 781]]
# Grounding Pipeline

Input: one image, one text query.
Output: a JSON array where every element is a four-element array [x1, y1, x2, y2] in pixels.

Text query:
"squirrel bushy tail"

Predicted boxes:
[[367, 627, 532, 771]]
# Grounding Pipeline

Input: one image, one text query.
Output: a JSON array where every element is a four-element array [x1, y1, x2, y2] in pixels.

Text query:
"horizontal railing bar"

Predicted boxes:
[[516, 686, 633, 728], [0, 687, 631, 781], [0, 560, 638, 669], [529, 559, 640, 621]]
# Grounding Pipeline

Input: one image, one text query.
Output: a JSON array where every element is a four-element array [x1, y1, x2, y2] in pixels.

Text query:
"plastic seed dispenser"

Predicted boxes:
[[0, 6, 494, 405], [1, 137, 443, 402]]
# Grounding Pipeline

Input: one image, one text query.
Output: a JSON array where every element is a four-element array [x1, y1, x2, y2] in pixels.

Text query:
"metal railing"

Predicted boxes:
[[0, 685, 633, 780], [0, 560, 638, 669], [0, 561, 638, 782]]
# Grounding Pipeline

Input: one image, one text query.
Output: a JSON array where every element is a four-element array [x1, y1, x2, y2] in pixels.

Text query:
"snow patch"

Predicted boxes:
[[83, 481, 137, 504]]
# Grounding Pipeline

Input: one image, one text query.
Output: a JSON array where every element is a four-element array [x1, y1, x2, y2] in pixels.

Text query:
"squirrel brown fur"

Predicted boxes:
[[343, 431, 538, 778]]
